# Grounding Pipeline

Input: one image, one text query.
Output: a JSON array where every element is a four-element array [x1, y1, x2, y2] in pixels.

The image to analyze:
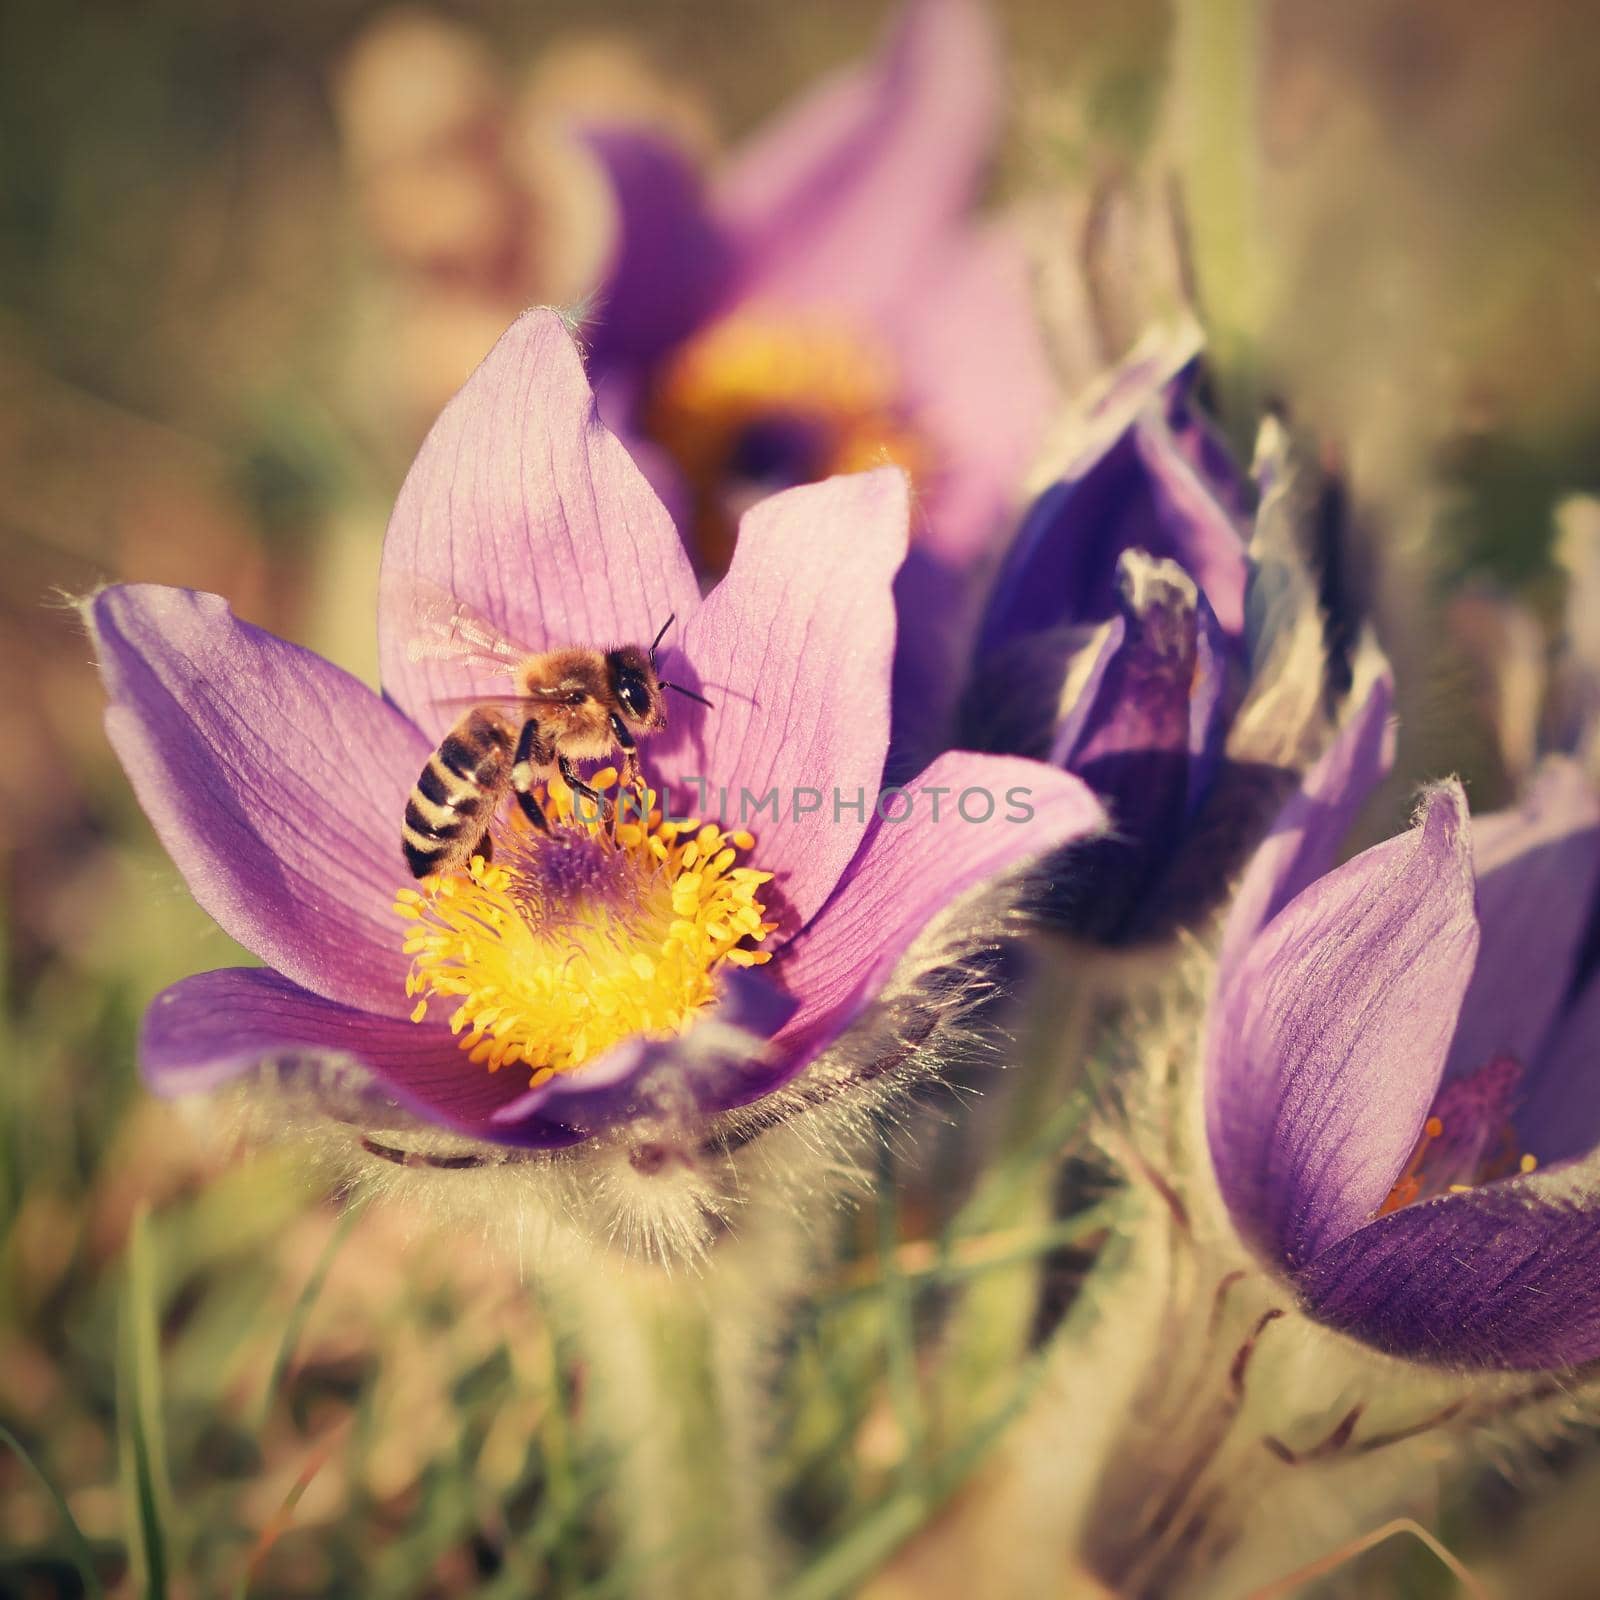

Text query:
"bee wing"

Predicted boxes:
[[419, 685, 590, 717], [399, 576, 528, 676], [525, 683, 591, 707], [412, 691, 538, 715]]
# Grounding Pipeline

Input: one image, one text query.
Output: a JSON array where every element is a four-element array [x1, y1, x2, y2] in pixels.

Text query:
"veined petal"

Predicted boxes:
[[669, 468, 909, 932], [580, 127, 731, 371], [976, 441, 1156, 655], [147, 965, 798, 1150], [142, 968, 538, 1135], [92, 586, 428, 1018], [767, 752, 1105, 1080], [1205, 783, 1479, 1270], [1217, 663, 1396, 984], [378, 308, 703, 739], [977, 385, 1245, 665], [976, 320, 1203, 655], [884, 223, 1056, 566], [718, 0, 998, 316], [1039, 554, 1228, 942], [1131, 413, 1247, 637], [1296, 1168, 1600, 1370], [1050, 553, 1210, 782], [1445, 757, 1600, 1082]]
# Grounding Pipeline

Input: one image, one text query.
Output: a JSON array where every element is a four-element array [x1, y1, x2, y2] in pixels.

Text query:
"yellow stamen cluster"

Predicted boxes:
[[395, 773, 777, 1087], [646, 309, 928, 570]]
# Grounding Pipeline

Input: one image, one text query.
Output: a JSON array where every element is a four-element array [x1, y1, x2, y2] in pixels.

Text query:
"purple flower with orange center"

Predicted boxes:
[[1207, 680, 1600, 1369], [88, 310, 1101, 1180], [578, 0, 1054, 589]]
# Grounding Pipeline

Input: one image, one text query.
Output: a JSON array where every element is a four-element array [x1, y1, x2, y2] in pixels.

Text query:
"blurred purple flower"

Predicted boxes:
[[90, 310, 1101, 1154], [1207, 689, 1600, 1369], [582, 0, 1052, 576], [962, 325, 1360, 943]]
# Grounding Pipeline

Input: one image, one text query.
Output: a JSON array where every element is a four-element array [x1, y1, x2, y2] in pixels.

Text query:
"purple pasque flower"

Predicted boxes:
[[90, 309, 1102, 1156], [961, 323, 1354, 944], [1206, 679, 1600, 1371], [577, 0, 1054, 593]]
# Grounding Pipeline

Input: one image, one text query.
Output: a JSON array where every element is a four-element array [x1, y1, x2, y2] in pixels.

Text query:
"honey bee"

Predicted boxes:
[[399, 585, 711, 879]]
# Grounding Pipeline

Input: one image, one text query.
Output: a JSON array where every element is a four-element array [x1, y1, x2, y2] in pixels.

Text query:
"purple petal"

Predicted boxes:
[[883, 223, 1056, 565], [1037, 555, 1230, 941], [92, 586, 428, 1018], [1165, 378, 1253, 522], [1051, 553, 1213, 783], [1132, 415, 1247, 638], [1516, 969, 1600, 1166], [1217, 666, 1396, 985], [664, 468, 910, 933], [1296, 1173, 1600, 1370], [1445, 758, 1600, 1083], [717, 0, 998, 317], [976, 407, 1246, 666], [972, 321, 1204, 657], [1185, 595, 1231, 814], [142, 967, 540, 1136], [767, 751, 1105, 1076], [1084, 321, 1206, 440], [1041, 616, 1123, 770], [580, 127, 731, 373], [1052, 561, 1203, 824], [148, 964, 799, 1151], [887, 547, 982, 780], [377, 309, 703, 739], [486, 965, 797, 1139], [1205, 783, 1480, 1270]]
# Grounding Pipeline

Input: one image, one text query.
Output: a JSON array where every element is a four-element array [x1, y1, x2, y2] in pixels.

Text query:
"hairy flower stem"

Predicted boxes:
[[933, 973, 1099, 1423], [539, 1190, 817, 1600], [942, 1161, 1581, 1600]]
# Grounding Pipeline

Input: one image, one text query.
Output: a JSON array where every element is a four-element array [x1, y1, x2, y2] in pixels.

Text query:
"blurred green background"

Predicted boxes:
[[2, 1, 1598, 1593]]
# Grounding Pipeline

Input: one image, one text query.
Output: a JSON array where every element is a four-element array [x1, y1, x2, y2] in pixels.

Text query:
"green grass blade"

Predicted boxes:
[[118, 1202, 172, 1599], [0, 1422, 106, 1599]]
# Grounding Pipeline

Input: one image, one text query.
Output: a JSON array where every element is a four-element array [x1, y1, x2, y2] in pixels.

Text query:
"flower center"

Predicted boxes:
[[645, 310, 928, 573], [1377, 1053, 1538, 1216], [395, 774, 776, 1086]]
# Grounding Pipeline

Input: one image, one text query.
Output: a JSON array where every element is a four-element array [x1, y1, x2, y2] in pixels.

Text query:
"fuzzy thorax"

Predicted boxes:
[[396, 775, 776, 1083]]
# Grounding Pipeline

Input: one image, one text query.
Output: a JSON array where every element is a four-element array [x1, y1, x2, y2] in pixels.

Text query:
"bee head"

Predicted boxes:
[[606, 645, 667, 731]]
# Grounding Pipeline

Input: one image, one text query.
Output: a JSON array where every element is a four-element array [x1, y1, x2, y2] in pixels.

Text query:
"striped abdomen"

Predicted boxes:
[[402, 708, 514, 878]]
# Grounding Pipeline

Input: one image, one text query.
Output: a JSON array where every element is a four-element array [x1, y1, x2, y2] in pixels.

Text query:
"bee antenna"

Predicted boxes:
[[662, 681, 714, 709], [649, 613, 676, 664]]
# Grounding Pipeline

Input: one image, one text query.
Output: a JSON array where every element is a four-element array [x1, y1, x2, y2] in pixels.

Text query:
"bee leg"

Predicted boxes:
[[470, 829, 495, 864], [514, 788, 549, 832], [558, 756, 608, 825], [608, 713, 645, 831], [511, 718, 551, 833]]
